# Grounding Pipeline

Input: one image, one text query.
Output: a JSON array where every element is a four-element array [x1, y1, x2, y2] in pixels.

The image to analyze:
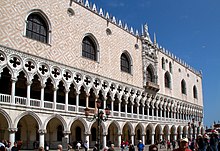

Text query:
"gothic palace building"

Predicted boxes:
[[0, 0, 204, 149]]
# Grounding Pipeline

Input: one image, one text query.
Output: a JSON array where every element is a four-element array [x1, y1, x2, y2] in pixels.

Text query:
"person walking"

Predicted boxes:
[[137, 140, 144, 151], [173, 138, 191, 151], [83, 140, 88, 151]]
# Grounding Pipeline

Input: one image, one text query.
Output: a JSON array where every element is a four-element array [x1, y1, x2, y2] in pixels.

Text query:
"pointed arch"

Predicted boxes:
[[181, 79, 187, 94], [164, 71, 171, 88], [193, 85, 198, 99], [14, 111, 42, 128], [43, 114, 67, 131], [0, 108, 13, 128], [120, 51, 133, 74], [25, 9, 51, 44], [82, 33, 99, 61], [146, 64, 155, 83], [69, 116, 89, 133]]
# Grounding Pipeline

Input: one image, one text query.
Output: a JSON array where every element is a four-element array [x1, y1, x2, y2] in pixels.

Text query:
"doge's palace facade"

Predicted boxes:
[[0, 0, 203, 149]]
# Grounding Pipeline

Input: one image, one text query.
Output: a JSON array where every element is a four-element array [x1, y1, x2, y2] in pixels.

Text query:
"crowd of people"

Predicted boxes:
[[0, 130, 219, 151]]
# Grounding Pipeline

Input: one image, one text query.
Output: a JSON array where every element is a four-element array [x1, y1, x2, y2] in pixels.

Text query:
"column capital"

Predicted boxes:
[[8, 128, 17, 133], [63, 130, 71, 135], [38, 129, 47, 134]]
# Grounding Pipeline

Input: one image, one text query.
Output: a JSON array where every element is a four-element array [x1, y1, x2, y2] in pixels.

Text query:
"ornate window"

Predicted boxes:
[[162, 57, 165, 69], [26, 13, 48, 43], [164, 72, 171, 88], [169, 62, 172, 73], [147, 66, 154, 82], [181, 79, 187, 94], [121, 53, 131, 73], [82, 36, 97, 61], [193, 85, 198, 99]]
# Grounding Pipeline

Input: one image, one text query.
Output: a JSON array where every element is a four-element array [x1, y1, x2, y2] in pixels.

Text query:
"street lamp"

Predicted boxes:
[[84, 99, 110, 151]]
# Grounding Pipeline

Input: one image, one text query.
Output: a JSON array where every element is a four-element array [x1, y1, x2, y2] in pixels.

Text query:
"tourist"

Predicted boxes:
[[57, 144, 62, 151], [149, 144, 158, 151], [173, 138, 191, 151], [137, 140, 144, 151]]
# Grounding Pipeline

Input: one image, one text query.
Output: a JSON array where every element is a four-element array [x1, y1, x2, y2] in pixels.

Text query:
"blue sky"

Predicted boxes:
[[90, 0, 220, 127]]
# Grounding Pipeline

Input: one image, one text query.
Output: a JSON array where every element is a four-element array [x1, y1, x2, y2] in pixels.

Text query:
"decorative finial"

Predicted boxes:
[[154, 33, 157, 44]]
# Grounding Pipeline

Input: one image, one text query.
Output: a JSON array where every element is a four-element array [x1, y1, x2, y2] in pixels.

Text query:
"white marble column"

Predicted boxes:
[[65, 90, 69, 111], [151, 133, 155, 144], [142, 106, 145, 120], [103, 135, 107, 148], [75, 91, 80, 112], [40, 84, 45, 108], [85, 135, 90, 148], [131, 103, 134, 118], [111, 100, 114, 116], [147, 106, 149, 120], [11, 78, 17, 104], [39, 129, 46, 148], [53, 87, 57, 109], [137, 105, 140, 118], [125, 102, 128, 117], [131, 135, 134, 145], [167, 133, 170, 141], [86, 93, 90, 108], [26, 81, 32, 107], [118, 102, 121, 117], [8, 128, 17, 148], [142, 134, 145, 145], [118, 135, 121, 147]]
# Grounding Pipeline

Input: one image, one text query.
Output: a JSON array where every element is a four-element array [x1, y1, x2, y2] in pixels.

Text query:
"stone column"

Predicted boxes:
[[137, 104, 140, 119], [38, 129, 46, 148], [65, 89, 70, 111], [103, 135, 107, 148], [131, 102, 134, 118], [11, 78, 17, 104], [142, 134, 145, 145], [75, 91, 80, 112], [26, 81, 32, 107], [151, 133, 155, 144], [125, 102, 128, 117], [142, 106, 145, 120], [40, 84, 46, 108], [85, 134, 90, 148], [63, 131, 71, 150], [118, 134, 122, 147], [173, 133, 177, 141], [118, 101, 121, 117], [53, 87, 58, 109], [86, 93, 90, 108], [131, 134, 134, 145], [111, 100, 114, 116], [8, 128, 17, 148], [155, 108, 158, 120], [147, 105, 149, 120]]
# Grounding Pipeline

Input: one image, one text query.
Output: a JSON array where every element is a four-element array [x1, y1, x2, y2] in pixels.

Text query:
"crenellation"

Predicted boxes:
[[92, 3, 97, 12], [84, 0, 90, 8], [99, 8, 104, 16], [112, 16, 117, 24]]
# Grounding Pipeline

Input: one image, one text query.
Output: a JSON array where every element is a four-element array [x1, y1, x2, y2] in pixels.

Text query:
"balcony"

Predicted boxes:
[[146, 81, 160, 92]]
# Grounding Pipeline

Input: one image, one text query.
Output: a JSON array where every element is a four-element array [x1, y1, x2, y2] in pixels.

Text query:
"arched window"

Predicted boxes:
[[162, 57, 165, 69], [193, 85, 198, 99], [147, 66, 154, 82], [164, 72, 171, 88], [181, 79, 187, 94], [82, 36, 97, 61], [169, 62, 172, 73], [26, 13, 48, 43], [121, 53, 131, 73]]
